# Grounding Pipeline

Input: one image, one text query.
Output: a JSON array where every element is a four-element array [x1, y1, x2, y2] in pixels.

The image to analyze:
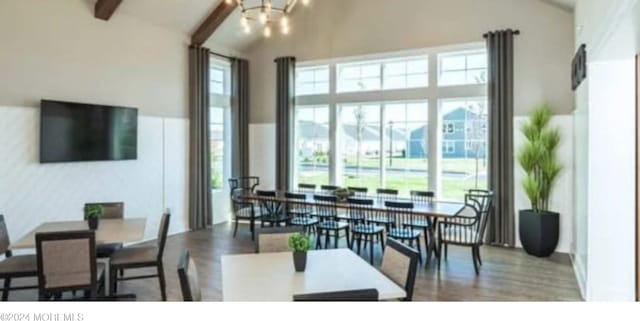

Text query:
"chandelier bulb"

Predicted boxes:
[[264, 25, 272, 38], [281, 15, 289, 28], [302, 0, 310, 6], [259, 11, 268, 24]]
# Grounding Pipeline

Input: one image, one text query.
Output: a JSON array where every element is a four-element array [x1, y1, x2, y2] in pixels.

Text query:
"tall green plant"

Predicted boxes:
[[517, 104, 563, 213]]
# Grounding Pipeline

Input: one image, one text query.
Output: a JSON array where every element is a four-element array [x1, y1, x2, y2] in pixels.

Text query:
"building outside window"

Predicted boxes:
[[294, 44, 487, 200]]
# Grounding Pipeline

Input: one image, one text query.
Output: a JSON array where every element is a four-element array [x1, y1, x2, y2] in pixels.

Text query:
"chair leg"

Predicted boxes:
[[233, 218, 239, 237], [472, 247, 480, 275], [158, 263, 167, 301], [333, 230, 339, 249], [437, 241, 443, 270], [444, 244, 448, 261], [415, 237, 423, 265], [324, 231, 330, 249], [109, 267, 117, 295], [476, 247, 483, 266], [368, 234, 374, 265], [250, 219, 256, 241], [315, 230, 322, 249], [424, 228, 431, 267], [379, 231, 385, 252], [2, 277, 11, 301], [345, 229, 351, 248], [357, 234, 362, 255]]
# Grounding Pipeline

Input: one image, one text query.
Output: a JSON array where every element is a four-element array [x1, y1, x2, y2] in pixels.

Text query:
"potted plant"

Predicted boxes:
[[288, 233, 312, 272], [85, 204, 104, 230], [333, 188, 354, 202], [517, 105, 563, 257]]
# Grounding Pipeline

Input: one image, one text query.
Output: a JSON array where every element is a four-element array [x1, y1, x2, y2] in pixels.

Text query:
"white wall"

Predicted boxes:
[[0, 0, 189, 118], [0, 106, 190, 245], [573, 0, 640, 301], [246, 0, 575, 124]]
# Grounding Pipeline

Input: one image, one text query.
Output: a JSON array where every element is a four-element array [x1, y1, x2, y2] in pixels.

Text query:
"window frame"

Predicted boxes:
[[437, 49, 488, 87], [209, 57, 232, 191]]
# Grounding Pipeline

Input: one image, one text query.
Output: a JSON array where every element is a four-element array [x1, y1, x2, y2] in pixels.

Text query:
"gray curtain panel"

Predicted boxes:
[[485, 29, 518, 247], [188, 46, 213, 230], [231, 58, 250, 178], [275, 56, 296, 191]]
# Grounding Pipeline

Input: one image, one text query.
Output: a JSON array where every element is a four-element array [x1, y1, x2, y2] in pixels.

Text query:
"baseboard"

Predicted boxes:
[[570, 253, 587, 300]]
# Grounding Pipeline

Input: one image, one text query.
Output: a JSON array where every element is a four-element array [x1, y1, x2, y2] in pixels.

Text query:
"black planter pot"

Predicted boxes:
[[519, 210, 559, 257], [292, 251, 307, 272], [88, 217, 99, 230]]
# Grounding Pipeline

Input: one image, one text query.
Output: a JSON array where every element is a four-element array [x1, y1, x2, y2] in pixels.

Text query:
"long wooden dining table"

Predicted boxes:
[[238, 192, 465, 219]]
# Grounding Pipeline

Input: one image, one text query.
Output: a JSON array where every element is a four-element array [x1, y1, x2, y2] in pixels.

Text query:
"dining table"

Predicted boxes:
[[9, 218, 147, 250], [221, 249, 407, 301]]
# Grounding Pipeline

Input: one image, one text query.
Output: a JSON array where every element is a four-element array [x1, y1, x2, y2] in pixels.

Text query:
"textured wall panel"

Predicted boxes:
[[0, 106, 189, 248]]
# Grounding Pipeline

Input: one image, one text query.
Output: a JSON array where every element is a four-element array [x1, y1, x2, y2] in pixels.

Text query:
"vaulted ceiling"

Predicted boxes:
[[86, 0, 576, 54]]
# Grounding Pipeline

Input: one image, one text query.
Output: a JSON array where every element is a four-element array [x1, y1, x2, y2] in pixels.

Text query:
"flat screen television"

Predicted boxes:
[[40, 100, 138, 163]]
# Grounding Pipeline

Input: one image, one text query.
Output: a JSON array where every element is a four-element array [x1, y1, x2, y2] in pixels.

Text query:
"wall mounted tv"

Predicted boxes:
[[40, 100, 138, 163]]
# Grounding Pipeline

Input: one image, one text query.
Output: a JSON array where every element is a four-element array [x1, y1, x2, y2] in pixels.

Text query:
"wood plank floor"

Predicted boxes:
[[6, 223, 582, 301]]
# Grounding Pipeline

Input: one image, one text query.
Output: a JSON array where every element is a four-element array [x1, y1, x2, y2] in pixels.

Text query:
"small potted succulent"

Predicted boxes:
[[288, 233, 312, 272], [85, 204, 104, 230], [333, 188, 354, 202]]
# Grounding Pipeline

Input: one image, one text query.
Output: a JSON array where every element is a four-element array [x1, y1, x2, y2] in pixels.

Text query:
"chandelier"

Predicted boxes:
[[224, 0, 311, 37]]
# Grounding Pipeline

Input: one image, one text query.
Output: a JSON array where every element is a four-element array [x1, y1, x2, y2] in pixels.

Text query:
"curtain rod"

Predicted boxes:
[[483, 29, 521, 38]]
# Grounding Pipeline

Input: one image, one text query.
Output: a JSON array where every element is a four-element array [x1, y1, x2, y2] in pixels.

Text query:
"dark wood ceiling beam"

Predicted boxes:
[[95, 0, 123, 21], [191, 2, 238, 46]]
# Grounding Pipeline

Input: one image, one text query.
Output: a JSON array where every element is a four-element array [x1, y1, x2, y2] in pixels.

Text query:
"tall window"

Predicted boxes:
[[209, 58, 231, 190], [294, 45, 487, 201], [440, 98, 488, 200], [438, 50, 487, 86], [340, 104, 382, 190], [295, 106, 330, 186]]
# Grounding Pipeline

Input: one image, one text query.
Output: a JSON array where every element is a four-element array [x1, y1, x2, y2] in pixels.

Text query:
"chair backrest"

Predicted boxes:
[[256, 190, 282, 216], [156, 213, 171, 259], [320, 185, 339, 194], [35, 230, 97, 298], [84, 202, 124, 220], [348, 187, 368, 197], [384, 201, 414, 231], [313, 194, 338, 219], [177, 249, 202, 301], [229, 177, 260, 198], [346, 198, 376, 224], [380, 238, 419, 301], [0, 215, 11, 255], [466, 190, 495, 243], [297, 183, 316, 194], [255, 226, 304, 253], [377, 188, 399, 201], [410, 191, 434, 203], [285, 192, 309, 216], [293, 288, 379, 301]]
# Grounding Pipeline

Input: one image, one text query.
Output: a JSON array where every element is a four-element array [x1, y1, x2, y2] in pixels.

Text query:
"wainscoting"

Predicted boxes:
[[0, 105, 190, 245]]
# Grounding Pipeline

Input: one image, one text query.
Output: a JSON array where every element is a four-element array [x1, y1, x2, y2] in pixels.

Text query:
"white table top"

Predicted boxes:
[[221, 249, 406, 301], [10, 218, 147, 249]]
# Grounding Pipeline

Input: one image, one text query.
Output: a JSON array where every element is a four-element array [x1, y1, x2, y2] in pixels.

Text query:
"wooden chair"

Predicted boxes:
[[286, 192, 318, 234], [255, 226, 304, 253], [109, 213, 170, 301], [379, 238, 419, 301], [293, 288, 379, 301], [256, 190, 290, 227], [230, 189, 262, 240], [347, 198, 385, 265], [0, 215, 38, 301], [83, 202, 124, 258], [385, 201, 423, 265], [313, 195, 350, 249], [177, 249, 201, 301], [367, 189, 398, 230], [228, 177, 260, 195], [437, 190, 494, 275], [406, 191, 436, 265], [35, 230, 105, 300]]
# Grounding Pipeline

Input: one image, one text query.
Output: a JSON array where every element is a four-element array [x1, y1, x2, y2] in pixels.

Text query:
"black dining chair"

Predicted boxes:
[[256, 190, 290, 227], [177, 249, 201, 301], [297, 183, 317, 194], [406, 191, 436, 265], [228, 177, 260, 196], [293, 288, 379, 301], [385, 201, 423, 265], [230, 189, 262, 241], [348, 187, 368, 197], [376, 188, 399, 201], [438, 190, 494, 275], [286, 192, 318, 234], [347, 198, 385, 265], [313, 195, 350, 249]]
